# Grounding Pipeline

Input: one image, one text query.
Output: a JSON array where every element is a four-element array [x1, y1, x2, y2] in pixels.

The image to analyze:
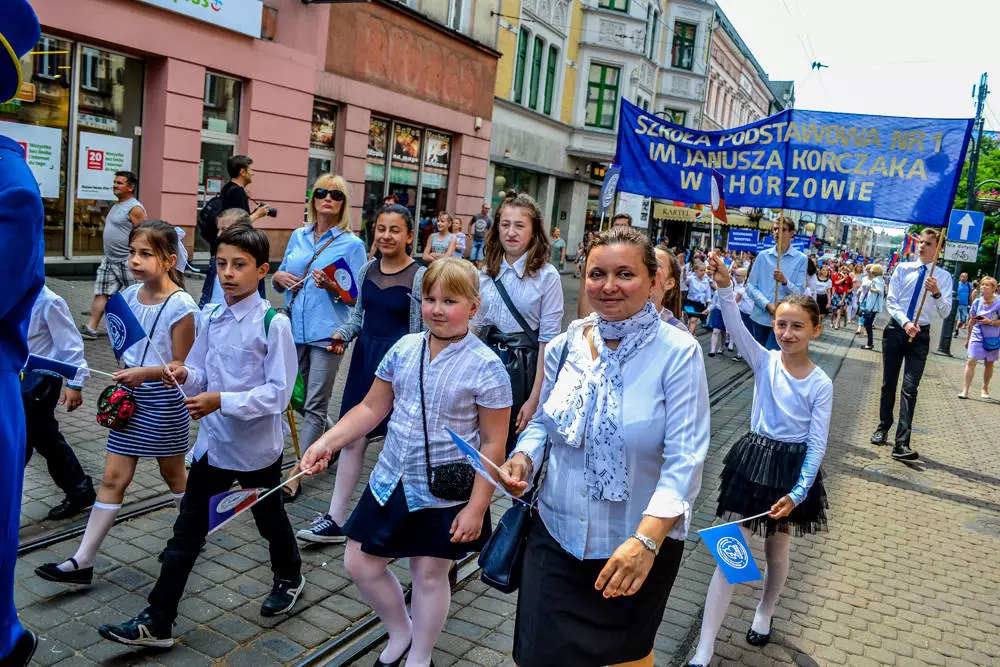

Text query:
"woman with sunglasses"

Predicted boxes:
[[273, 175, 367, 501]]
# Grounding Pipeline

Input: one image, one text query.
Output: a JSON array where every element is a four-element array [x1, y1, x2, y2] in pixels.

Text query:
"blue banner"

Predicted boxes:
[[614, 99, 972, 227], [727, 229, 759, 252], [698, 522, 762, 585], [597, 164, 621, 216], [756, 233, 813, 253], [104, 292, 147, 361]]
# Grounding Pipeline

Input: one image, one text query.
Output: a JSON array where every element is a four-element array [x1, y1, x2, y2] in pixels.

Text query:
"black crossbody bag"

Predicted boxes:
[[478, 342, 569, 593], [480, 278, 540, 416], [420, 337, 476, 501]]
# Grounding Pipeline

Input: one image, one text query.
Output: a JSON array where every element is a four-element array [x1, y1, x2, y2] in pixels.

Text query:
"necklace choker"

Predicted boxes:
[[430, 330, 468, 343]]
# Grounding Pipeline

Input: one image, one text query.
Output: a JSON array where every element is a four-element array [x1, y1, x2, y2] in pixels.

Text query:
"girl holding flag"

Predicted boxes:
[[300, 258, 511, 667], [37, 221, 198, 586], [272, 174, 367, 501], [688, 251, 832, 667]]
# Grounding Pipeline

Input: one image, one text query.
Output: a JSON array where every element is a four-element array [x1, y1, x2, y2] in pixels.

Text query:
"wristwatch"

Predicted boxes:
[[631, 531, 659, 556]]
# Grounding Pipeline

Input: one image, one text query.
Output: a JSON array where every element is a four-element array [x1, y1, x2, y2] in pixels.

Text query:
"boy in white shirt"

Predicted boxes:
[[23, 286, 95, 520], [99, 224, 302, 649]]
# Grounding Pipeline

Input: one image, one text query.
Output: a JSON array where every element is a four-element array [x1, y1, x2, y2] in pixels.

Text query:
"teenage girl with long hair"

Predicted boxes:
[[38, 221, 198, 585]]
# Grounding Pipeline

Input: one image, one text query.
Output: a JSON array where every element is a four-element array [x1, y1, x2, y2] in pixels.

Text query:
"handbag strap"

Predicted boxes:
[[289, 230, 338, 306], [137, 290, 181, 367], [419, 336, 434, 485], [492, 277, 538, 346], [528, 341, 570, 497]]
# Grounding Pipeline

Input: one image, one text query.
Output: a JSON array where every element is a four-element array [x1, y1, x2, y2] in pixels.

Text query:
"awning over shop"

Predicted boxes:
[[652, 202, 699, 222]]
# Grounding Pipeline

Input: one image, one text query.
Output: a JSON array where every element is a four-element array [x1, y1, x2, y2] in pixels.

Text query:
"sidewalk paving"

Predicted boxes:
[[18, 275, 998, 666]]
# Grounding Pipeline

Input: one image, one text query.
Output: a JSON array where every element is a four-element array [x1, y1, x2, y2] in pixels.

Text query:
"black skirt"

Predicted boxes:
[[716, 432, 828, 538], [513, 519, 684, 667], [342, 483, 491, 560]]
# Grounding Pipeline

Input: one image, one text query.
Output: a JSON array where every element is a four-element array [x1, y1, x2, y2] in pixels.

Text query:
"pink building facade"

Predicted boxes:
[[5, 0, 498, 264]]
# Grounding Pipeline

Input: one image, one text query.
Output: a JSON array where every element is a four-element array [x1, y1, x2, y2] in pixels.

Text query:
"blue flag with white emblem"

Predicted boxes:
[[104, 292, 147, 361], [698, 522, 762, 584], [22, 354, 82, 382]]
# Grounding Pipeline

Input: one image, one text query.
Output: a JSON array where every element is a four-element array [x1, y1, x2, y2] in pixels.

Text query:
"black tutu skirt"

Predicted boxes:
[[716, 432, 828, 538]]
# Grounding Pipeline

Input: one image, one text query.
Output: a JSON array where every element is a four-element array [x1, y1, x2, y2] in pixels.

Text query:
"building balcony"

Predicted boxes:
[[566, 126, 617, 162]]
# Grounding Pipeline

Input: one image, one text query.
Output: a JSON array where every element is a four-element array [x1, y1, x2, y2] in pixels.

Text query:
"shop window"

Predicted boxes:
[[203, 73, 241, 134], [585, 63, 620, 129], [663, 108, 686, 126], [672, 22, 697, 70], [419, 131, 452, 243], [308, 101, 337, 201], [73, 48, 145, 256], [528, 36, 544, 110], [543, 45, 559, 115], [513, 28, 529, 104], [363, 116, 390, 240], [598, 0, 629, 12], [1, 35, 72, 256]]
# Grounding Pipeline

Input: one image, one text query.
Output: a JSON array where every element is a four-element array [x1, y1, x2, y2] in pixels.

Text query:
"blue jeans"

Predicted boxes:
[[957, 304, 969, 323], [471, 240, 485, 261], [750, 320, 780, 351]]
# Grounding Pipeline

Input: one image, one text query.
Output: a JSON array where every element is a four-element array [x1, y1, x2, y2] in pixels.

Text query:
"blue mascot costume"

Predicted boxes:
[[0, 0, 44, 664]]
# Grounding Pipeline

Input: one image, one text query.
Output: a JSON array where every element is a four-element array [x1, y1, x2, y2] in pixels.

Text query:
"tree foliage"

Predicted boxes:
[[953, 134, 1000, 278]]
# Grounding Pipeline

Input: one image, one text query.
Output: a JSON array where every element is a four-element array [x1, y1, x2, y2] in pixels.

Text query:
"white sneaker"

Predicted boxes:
[[982, 392, 992, 400], [958, 392, 968, 399]]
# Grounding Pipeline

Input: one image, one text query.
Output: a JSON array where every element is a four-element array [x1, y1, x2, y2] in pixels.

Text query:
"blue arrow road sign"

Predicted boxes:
[[947, 210, 985, 245]]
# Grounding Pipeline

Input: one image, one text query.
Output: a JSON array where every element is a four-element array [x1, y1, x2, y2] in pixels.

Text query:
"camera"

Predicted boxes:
[[256, 202, 279, 217]]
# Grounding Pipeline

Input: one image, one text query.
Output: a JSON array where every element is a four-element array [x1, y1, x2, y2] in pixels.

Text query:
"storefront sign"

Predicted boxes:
[[392, 123, 422, 168], [136, 0, 264, 39], [367, 117, 388, 160], [77, 131, 133, 200], [424, 131, 451, 171], [79, 113, 119, 134], [0, 121, 62, 199]]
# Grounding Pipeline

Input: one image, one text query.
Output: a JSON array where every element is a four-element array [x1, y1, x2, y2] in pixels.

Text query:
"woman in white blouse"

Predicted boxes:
[[499, 227, 710, 667], [475, 193, 564, 453]]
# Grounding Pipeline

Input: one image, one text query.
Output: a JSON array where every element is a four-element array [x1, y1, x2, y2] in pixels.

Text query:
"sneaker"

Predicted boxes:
[[958, 392, 968, 399], [98, 611, 173, 648], [78, 324, 98, 341], [296, 514, 346, 544], [260, 574, 306, 616], [982, 392, 992, 400]]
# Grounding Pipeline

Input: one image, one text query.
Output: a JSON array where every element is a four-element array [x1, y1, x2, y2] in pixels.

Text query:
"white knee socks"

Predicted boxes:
[[328, 438, 366, 525], [711, 330, 721, 353], [691, 566, 735, 665], [171, 492, 185, 509], [408, 557, 452, 667], [752, 532, 791, 634], [59, 501, 121, 571]]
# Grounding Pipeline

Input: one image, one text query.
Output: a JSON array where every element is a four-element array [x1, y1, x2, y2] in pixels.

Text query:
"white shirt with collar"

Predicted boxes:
[[475, 253, 564, 342], [885, 260, 953, 327], [184, 292, 298, 472], [27, 286, 89, 389]]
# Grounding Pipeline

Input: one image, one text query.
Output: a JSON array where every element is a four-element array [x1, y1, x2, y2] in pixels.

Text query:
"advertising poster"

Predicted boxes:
[[423, 131, 451, 172], [367, 117, 388, 161], [616, 191, 650, 228], [0, 121, 62, 199], [391, 123, 422, 169], [77, 132, 132, 200], [311, 103, 336, 150]]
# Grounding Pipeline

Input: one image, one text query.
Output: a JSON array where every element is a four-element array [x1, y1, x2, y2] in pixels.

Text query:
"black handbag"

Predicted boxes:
[[478, 343, 569, 594], [420, 337, 476, 501], [481, 278, 540, 417]]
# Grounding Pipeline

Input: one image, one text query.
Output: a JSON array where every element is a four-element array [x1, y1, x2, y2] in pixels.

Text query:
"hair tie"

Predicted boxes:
[[174, 226, 190, 273]]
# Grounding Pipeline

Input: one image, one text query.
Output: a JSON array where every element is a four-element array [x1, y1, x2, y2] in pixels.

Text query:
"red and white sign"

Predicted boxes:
[[87, 149, 105, 171]]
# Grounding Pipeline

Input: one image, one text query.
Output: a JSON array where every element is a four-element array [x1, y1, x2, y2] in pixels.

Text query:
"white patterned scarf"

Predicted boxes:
[[544, 301, 661, 501]]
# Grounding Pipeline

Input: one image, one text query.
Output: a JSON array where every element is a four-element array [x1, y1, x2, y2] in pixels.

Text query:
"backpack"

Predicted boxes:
[[197, 183, 232, 250]]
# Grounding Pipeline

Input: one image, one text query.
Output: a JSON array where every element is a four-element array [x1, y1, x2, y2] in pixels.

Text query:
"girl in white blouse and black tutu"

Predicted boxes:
[[688, 252, 833, 667], [300, 258, 511, 667]]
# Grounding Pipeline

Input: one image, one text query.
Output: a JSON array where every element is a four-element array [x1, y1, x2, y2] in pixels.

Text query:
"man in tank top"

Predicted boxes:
[[80, 171, 146, 340]]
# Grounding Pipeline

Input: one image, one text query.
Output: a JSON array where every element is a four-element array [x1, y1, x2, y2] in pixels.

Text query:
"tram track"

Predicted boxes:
[[294, 361, 756, 667]]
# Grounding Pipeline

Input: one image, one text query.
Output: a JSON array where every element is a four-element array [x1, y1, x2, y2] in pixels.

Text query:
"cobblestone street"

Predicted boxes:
[[13, 276, 1000, 666]]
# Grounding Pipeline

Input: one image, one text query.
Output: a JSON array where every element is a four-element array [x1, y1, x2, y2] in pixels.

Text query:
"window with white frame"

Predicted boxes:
[[447, 0, 470, 32]]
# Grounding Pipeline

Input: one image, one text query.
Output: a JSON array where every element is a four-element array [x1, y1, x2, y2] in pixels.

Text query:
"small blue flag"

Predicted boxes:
[[445, 427, 532, 506], [104, 292, 147, 361], [597, 164, 622, 216], [22, 354, 82, 382], [698, 522, 762, 584]]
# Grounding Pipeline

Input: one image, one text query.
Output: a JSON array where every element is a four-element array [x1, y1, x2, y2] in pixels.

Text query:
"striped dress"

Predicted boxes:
[[106, 284, 198, 458]]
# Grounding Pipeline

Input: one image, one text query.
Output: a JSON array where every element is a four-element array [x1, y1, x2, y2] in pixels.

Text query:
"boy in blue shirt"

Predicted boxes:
[[98, 224, 303, 648], [953, 272, 971, 337]]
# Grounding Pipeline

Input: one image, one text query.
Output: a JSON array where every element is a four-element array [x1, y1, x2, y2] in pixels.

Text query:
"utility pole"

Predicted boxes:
[[939, 72, 988, 356]]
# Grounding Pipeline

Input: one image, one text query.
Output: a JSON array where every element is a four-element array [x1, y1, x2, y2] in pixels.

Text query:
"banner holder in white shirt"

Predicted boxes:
[[908, 226, 947, 343]]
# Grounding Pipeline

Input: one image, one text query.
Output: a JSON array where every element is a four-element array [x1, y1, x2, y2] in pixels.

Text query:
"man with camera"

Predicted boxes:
[[198, 155, 274, 305]]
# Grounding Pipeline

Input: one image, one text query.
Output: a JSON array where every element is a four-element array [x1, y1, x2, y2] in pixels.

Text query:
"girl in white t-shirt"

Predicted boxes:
[[38, 221, 198, 586]]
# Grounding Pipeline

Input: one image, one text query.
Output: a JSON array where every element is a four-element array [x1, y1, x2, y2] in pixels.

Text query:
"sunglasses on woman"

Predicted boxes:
[[313, 188, 346, 201]]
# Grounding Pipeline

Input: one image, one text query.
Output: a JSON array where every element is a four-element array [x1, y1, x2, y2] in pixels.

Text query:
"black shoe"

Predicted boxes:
[[260, 574, 306, 616], [35, 558, 93, 585], [870, 428, 888, 445], [4, 629, 37, 666], [373, 640, 412, 667], [746, 622, 772, 646], [892, 444, 919, 461], [98, 611, 174, 648], [46, 484, 97, 521]]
